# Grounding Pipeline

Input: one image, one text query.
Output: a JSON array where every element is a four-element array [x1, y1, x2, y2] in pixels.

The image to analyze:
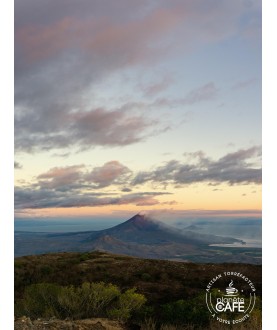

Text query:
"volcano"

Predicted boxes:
[[14, 213, 252, 263], [87, 213, 202, 245]]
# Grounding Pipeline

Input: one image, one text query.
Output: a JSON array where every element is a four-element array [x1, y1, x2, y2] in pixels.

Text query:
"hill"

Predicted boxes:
[[15, 251, 262, 303], [15, 251, 262, 329]]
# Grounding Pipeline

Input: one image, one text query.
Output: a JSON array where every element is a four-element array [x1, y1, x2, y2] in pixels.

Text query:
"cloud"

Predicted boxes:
[[15, 5, 183, 66], [37, 165, 85, 189], [121, 188, 132, 193], [231, 78, 257, 90], [132, 160, 180, 186], [36, 145, 261, 191], [181, 82, 218, 105], [133, 146, 261, 186], [15, 0, 260, 153], [14, 161, 22, 169], [15, 106, 155, 152], [14, 187, 169, 210], [36, 161, 132, 191], [14, 3, 183, 153], [69, 109, 155, 148], [85, 161, 132, 188], [149, 82, 218, 109], [140, 75, 173, 97], [143, 208, 262, 220], [51, 152, 71, 158], [16, 146, 261, 200], [14, 146, 261, 211]]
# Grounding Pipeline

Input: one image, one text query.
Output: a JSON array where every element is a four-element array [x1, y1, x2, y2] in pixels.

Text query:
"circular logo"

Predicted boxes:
[[206, 271, 256, 325]]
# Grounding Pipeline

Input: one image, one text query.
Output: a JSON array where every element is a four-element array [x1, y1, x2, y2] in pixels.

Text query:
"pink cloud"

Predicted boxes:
[[85, 161, 132, 188], [15, 0, 260, 69], [69, 107, 155, 147], [16, 7, 183, 65], [38, 165, 84, 189], [16, 17, 78, 62], [140, 75, 173, 97], [16, 105, 156, 152], [135, 198, 160, 206]]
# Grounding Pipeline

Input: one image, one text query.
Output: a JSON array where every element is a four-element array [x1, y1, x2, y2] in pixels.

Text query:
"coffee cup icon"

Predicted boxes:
[[225, 280, 238, 296]]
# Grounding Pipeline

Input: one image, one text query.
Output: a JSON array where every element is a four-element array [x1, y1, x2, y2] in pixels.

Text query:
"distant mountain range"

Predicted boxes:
[[174, 218, 262, 240], [14, 214, 261, 263]]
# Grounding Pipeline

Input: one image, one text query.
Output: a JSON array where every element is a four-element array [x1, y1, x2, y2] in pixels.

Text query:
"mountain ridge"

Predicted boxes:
[[14, 213, 261, 264]]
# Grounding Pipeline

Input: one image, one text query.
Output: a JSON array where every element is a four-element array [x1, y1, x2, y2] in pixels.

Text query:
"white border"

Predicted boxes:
[[263, 0, 276, 328], [2, 0, 270, 328], [0, 0, 14, 327]]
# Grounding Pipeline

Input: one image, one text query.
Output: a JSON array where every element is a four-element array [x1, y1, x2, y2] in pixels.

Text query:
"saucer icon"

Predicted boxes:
[[225, 280, 238, 296]]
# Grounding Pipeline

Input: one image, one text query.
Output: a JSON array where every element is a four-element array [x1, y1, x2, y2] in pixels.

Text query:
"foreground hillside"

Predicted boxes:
[[15, 251, 262, 329], [15, 317, 125, 330], [14, 316, 261, 330]]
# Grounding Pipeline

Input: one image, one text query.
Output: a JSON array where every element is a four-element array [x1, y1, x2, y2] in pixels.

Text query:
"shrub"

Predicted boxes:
[[58, 282, 120, 318], [15, 283, 62, 319], [108, 288, 147, 321], [79, 253, 90, 262], [15, 282, 146, 322]]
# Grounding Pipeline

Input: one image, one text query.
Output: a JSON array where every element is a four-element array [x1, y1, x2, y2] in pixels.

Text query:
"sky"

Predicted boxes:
[[14, 0, 262, 222]]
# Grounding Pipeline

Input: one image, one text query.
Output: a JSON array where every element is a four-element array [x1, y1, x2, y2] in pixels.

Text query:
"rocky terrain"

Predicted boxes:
[[15, 317, 125, 330]]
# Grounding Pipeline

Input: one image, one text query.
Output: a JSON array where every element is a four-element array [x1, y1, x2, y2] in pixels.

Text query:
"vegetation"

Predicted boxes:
[[15, 281, 146, 322], [14, 251, 262, 329]]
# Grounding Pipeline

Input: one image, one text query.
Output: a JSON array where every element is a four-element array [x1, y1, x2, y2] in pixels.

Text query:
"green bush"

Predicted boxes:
[[15, 282, 146, 321], [58, 282, 120, 318], [79, 253, 90, 262], [15, 283, 62, 319], [108, 288, 147, 321]]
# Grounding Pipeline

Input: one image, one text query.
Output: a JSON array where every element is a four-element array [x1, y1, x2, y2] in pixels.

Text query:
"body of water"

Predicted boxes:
[[209, 238, 262, 248], [14, 219, 122, 232]]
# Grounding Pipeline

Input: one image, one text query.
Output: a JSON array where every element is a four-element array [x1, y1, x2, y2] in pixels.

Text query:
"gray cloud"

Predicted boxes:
[[36, 161, 132, 191], [85, 161, 132, 188], [231, 78, 257, 90], [133, 146, 261, 186], [14, 187, 170, 210], [15, 106, 155, 152], [37, 165, 85, 189], [15, 0, 260, 153], [140, 75, 173, 97], [51, 152, 71, 158], [32, 146, 262, 193], [14, 161, 22, 169], [14, 159, 172, 210], [149, 82, 218, 109], [141, 208, 262, 220], [182, 82, 218, 105], [14, 146, 261, 210], [15, 1, 183, 153], [121, 188, 132, 193], [17, 145, 261, 195]]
